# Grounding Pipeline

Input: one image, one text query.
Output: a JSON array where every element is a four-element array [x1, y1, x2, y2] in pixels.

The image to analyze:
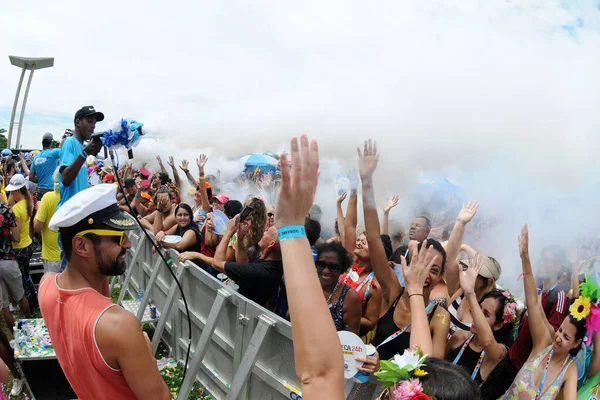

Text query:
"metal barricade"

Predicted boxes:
[[121, 229, 304, 400]]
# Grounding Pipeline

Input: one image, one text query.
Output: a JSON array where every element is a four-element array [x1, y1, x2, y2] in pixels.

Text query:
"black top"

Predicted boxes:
[[447, 339, 483, 383], [373, 288, 438, 361], [329, 284, 351, 331], [174, 224, 201, 254], [225, 259, 283, 310]]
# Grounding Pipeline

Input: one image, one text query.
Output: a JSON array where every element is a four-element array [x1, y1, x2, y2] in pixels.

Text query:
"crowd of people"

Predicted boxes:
[[0, 105, 597, 400]]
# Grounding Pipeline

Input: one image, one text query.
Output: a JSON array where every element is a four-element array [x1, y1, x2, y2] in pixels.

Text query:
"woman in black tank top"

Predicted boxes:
[[374, 287, 440, 360], [445, 255, 516, 399], [358, 144, 449, 360]]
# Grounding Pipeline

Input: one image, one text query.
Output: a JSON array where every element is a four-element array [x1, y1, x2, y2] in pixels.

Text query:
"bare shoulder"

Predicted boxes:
[[96, 306, 142, 346]]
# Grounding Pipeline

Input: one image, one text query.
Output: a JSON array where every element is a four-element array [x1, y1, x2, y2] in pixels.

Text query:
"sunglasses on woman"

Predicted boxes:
[[267, 212, 274, 217], [315, 260, 343, 272]]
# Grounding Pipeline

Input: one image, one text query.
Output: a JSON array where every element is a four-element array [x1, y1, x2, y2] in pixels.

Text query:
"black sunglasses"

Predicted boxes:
[[315, 260, 343, 272], [267, 212, 274, 217]]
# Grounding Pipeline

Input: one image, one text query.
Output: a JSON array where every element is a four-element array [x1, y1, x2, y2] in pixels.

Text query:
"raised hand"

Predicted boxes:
[[518, 224, 529, 259], [460, 254, 484, 295], [167, 156, 175, 168], [197, 154, 208, 172], [336, 192, 347, 205], [384, 194, 399, 213], [357, 139, 379, 181], [403, 239, 439, 295], [179, 160, 189, 172], [456, 201, 480, 224], [238, 220, 251, 239], [156, 155, 163, 164], [275, 135, 319, 228]]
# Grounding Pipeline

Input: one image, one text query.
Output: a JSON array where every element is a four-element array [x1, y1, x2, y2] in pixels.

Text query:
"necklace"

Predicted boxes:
[[326, 280, 342, 305]]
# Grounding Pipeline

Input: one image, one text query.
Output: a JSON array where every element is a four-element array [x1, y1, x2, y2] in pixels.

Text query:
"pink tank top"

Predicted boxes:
[[39, 274, 137, 399]]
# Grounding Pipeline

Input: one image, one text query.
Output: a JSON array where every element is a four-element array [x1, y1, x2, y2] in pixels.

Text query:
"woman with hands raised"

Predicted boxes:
[[500, 224, 581, 400], [274, 135, 344, 400], [358, 140, 449, 360], [446, 254, 515, 399]]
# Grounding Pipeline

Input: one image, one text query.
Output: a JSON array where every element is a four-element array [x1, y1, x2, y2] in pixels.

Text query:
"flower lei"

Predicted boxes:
[[375, 346, 434, 400], [571, 275, 600, 346], [502, 290, 518, 324]]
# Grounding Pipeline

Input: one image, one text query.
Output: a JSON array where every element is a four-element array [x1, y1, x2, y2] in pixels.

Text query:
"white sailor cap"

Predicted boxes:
[[49, 184, 137, 231]]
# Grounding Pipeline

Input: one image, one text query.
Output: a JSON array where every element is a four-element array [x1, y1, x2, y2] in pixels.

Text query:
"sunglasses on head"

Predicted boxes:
[[315, 260, 343, 272], [76, 229, 126, 246]]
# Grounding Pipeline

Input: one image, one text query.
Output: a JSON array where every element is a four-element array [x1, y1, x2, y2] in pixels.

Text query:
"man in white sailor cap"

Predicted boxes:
[[38, 184, 169, 400]]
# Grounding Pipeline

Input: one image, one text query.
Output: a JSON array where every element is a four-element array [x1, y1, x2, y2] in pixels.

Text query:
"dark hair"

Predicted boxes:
[[305, 218, 321, 246], [175, 203, 193, 227], [418, 358, 480, 400], [480, 290, 515, 347], [566, 314, 587, 357], [391, 245, 409, 264], [416, 215, 432, 230], [5, 160, 17, 175], [158, 172, 170, 185], [224, 200, 243, 219], [380, 234, 393, 261], [195, 185, 213, 200], [406, 238, 446, 274], [42, 139, 53, 148], [61, 227, 104, 261], [316, 241, 352, 272]]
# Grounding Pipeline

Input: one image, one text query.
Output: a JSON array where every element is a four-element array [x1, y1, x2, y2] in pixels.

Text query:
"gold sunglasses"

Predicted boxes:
[[76, 229, 126, 246]]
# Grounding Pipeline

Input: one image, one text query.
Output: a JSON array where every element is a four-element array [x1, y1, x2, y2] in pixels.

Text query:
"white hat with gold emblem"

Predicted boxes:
[[49, 184, 137, 231]]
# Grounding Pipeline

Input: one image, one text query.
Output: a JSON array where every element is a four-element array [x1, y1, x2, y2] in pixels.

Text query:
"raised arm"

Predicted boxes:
[[519, 224, 552, 352], [178, 160, 197, 187], [156, 155, 168, 175], [402, 240, 439, 356], [445, 201, 480, 297], [234, 221, 250, 264], [197, 154, 211, 213], [358, 140, 400, 301], [381, 194, 399, 235], [166, 156, 181, 188], [587, 331, 600, 379], [342, 191, 358, 256], [335, 192, 346, 242], [461, 254, 507, 362], [276, 135, 344, 400]]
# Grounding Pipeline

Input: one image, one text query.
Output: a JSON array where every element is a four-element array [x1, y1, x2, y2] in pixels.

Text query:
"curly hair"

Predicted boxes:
[[243, 197, 267, 249]]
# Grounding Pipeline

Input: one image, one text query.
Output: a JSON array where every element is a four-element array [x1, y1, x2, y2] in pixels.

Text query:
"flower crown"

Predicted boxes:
[[502, 290, 518, 324], [570, 276, 600, 346], [375, 346, 434, 400]]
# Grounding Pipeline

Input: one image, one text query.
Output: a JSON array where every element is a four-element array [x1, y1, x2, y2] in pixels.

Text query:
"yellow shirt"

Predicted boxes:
[[12, 199, 32, 249], [34, 191, 60, 261]]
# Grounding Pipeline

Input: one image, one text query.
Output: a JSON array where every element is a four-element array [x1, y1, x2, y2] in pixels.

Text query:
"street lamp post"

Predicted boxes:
[[7, 56, 54, 149]]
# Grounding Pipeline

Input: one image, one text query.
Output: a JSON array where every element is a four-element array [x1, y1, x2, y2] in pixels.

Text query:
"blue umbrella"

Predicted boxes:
[[240, 154, 278, 174]]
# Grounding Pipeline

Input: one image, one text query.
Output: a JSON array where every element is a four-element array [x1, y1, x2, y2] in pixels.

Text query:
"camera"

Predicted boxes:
[[62, 129, 73, 139]]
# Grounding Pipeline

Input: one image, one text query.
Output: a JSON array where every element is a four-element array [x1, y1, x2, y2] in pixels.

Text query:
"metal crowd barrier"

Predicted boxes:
[[116, 229, 305, 400]]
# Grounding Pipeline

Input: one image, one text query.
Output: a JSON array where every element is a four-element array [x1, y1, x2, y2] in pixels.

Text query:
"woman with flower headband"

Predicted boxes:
[[501, 224, 584, 399], [357, 140, 450, 360], [446, 253, 516, 399]]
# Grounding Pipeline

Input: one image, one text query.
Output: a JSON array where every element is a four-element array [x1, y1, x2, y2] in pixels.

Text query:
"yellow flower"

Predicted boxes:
[[569, 297, 591, 321], [414, 368, 428, 377]]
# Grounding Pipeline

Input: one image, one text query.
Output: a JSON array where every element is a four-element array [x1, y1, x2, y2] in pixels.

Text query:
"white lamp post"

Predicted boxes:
[[7, 56, 54, 149]]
